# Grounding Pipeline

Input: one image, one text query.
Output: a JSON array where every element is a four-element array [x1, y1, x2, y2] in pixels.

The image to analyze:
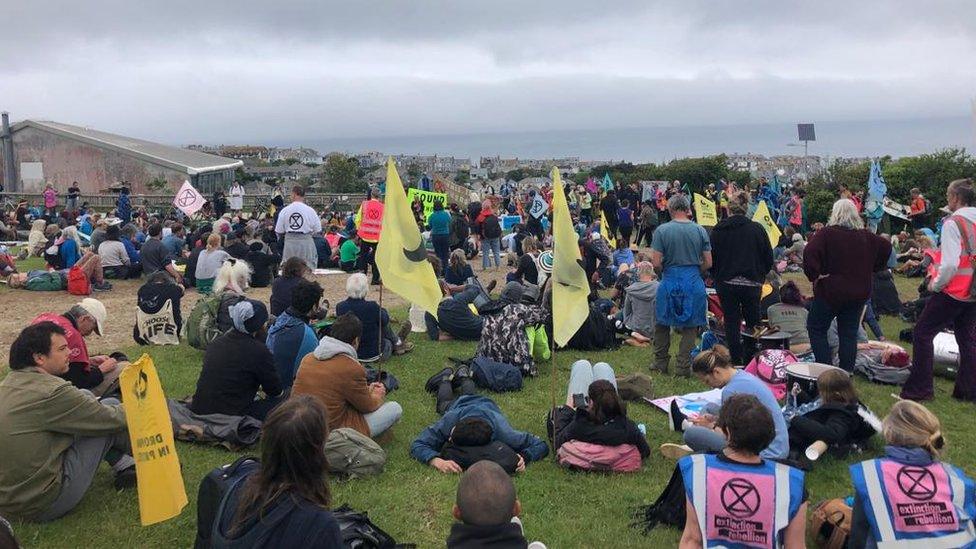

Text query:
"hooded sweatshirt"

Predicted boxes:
[[709, 214, 774, 284], [622, 279, 659, 337], [265, 308, 318, 389], [291, 336, 382, 436]]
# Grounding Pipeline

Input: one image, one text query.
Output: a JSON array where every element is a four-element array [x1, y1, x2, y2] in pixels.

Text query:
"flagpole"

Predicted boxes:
[[377, 280, 384, 378]]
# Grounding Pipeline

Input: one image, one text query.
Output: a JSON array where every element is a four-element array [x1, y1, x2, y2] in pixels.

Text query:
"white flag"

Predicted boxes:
[[529, 193, 549, 219], [173, 180, 206, 217]]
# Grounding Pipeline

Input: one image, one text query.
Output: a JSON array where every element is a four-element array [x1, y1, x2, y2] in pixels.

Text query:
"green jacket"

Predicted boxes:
[[0, 369, 127, 520]]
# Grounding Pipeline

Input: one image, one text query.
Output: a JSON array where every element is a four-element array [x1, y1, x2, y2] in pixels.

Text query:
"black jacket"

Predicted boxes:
[[788, 402, 874, 449], [246, 249, 279, 288], [553, 407, 651, 458], [709, 214, 774, 284], [440, 440, 519, 474], [191, 330, 283, 417], [446, 522, 529, 549]]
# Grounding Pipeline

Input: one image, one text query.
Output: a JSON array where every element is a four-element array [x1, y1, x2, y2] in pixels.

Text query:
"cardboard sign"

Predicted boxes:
[[406, 188, 448, 219]]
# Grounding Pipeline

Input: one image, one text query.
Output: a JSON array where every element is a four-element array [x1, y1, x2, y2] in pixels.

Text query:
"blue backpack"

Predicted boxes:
[[471, 356, 523, 392]]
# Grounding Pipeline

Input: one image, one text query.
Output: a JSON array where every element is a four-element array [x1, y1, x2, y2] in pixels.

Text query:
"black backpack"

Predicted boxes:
[[333, 505, 414, 548], [195, 456, 260, 549], [482, 214, 502, 239], [632, 463, 687, 535]]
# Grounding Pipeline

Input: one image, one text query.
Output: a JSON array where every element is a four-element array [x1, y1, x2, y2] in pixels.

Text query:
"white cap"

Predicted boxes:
[[76, 298, 107, 336]]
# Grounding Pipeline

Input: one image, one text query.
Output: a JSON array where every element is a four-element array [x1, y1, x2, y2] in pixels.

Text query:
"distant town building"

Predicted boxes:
[[0, 119, 241, 194], [269, 147, 323, 165]]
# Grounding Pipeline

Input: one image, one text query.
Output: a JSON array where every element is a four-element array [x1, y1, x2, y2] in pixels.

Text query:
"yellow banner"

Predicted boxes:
[[550, 167, 590, 347], [693, 193, 718, 227], [600, 210, 617, 248], [120, 355, 188, 526], [753, 200, 782, 248], [406, 188, 448, 220]]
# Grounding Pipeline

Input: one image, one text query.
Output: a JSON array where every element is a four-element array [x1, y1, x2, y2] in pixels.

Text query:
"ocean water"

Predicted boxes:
[[293, 116, 976, 163]]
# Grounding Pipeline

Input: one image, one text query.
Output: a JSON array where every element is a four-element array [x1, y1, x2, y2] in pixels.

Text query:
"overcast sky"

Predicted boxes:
[[2, 1, 974, 145]]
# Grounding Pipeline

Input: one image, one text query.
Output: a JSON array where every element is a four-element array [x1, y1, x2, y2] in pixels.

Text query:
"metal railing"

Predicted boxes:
[[0, 191, 367, 212]]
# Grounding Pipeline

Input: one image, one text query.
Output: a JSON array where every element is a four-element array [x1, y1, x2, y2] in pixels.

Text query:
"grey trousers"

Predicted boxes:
[[282, 233, 318, 270], [653, 324, 698, 375]]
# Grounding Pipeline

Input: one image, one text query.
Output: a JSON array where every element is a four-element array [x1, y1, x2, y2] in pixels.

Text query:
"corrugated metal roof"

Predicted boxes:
[[11, 120, 243, 175]]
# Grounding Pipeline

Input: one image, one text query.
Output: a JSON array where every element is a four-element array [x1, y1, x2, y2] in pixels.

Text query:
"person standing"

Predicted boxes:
[[479, 205, 503, 271], [42, 183, 58, 218], [617, 199, 634, 243], [274, 185, 322, 270], [909, 187, 928, 230], [803, 199, 891, 372], [902, 179, 976, 401], [600, 190, 620, 238], [115, 186, 131, 224], [709, 193, 774, 365], [228, 181, 245, 213], [428, 200, 452, 269], [357, 194, 384, 285], [66, 182, 81, 213], [634, 200, 658, 248], [651, 194, 712, 376]]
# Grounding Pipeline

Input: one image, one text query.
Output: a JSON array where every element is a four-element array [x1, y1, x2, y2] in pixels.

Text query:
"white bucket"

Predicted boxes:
[[408, 303, 427, 333]]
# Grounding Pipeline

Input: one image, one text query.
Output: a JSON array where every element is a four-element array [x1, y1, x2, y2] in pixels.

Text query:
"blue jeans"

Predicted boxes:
[[431, 233, 451, 269], [808, 297, 864, 372], [683, 425, 727, 453], [364, 401, 403, 437], [862, 299, 884, 339], [482, 237, 501, 268], [566, 360, 617, 406]]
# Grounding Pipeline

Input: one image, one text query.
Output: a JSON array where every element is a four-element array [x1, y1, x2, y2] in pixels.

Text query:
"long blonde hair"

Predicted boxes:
[[883, 400, 945, 457], [214, 258, 252, 295], [206, 233, 222, 251]]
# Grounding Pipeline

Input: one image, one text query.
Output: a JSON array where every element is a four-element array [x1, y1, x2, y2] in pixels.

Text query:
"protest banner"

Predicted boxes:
[[529, 193, 549, 219], [406, 188, 448, 219], [693, 193, 718, 226], [752, 200, 782, 248], [172, 180, 206, 217]]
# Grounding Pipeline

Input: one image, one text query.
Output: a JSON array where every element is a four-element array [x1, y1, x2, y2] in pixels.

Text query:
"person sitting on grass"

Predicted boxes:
[[620, 261, 657, 347], [213, 258, 251, 333], [0, 322, 136, 523], [194, 233, 230, 295], [292, 313, 403, 439], [244, 241, 278, 288], [190, 299, 283, 421], [447, 461, 547, 549], [425, 278, 495, 342], [661, 344, 789, 461], [411, 392, 548, 474], [339, 229, 364, 273], [96, 224, 132, 279], [132, 271, 185, 346], [30, 298, 123, 396], [270, 256, 310, 316], [266, 279, 324, 390], [210, 396, 343, 547], [678, 394, 808, 548], [444, 249, 475, 289], [335, 273, 413, 362]]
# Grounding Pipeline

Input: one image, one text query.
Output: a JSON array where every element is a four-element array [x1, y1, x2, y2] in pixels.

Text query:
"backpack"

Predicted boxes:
[[332, 505, 412, 549], [25, 271, 66, 291], [632, 464, 688, 534], [186, 293, 232, 350], [808, 499, 852, 549], [482, 214, 502, 239], [744, 349, 797, 400], [470, 356, 523, 392], [325, 428, 387, 478], [854, 353, 910, 385], [67, 265, 91, 296], [557, 440, 642, 472], [194, 456, 260, 549]]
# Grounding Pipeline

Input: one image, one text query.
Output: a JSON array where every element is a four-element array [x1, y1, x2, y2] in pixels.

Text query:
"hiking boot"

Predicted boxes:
[[425, 367, 454, 393], [396, 320, 412, 343], [660, 443, 693, 460], [92, 281, 112, 292], [453, 363, 473, 383], [393, 341, 414, 355], [668, 400, 687, 432], [113, 465, 137, 490], [485, 279, 498, 294]]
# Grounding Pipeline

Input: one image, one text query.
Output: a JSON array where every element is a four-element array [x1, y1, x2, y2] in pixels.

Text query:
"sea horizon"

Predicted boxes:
[[273, 115, 976, 164]]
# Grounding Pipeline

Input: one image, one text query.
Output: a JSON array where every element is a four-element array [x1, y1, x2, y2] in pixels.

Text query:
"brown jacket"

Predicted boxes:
[[292, 337, 381, 436]]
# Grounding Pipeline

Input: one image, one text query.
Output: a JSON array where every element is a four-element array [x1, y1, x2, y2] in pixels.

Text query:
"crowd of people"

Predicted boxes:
[[0, 174, 974, 548]]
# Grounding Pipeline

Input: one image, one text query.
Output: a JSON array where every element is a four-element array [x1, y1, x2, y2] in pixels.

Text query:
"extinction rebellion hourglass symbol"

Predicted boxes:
[[721, 478, 761, 517], [288, 212, 304, 231]]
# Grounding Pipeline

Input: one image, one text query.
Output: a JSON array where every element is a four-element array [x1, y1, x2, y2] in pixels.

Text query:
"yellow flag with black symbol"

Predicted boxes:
[[120, 355, 187, 526], [753, 200, 782, 248], [600, 210, 617, 248], [551, 167, 590, 347], [375, 158, 442, 318], [693, 193, 718, 227]]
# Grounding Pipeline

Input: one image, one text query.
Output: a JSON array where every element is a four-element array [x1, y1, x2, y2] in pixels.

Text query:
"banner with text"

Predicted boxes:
[[406, 188, 448, 220], [693, 193, 718, 227]]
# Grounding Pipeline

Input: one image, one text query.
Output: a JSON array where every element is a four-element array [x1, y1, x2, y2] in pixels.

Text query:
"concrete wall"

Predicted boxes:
[[0, 126, 189, 194]]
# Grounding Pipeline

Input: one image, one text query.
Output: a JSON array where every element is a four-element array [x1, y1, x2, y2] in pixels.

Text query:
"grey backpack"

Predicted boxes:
[[325, 428, 386, 478], [854, 354, 910, 385]]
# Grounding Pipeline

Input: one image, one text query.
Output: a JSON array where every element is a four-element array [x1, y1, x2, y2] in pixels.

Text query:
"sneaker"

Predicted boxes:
[[113, 465, 137, 490], [396, 320, 412, 343], [393, 341, 414, 355], [668, 400, 687, 432], [425, 367, 454, 393], [93, 281, 112, 291], [660, 443, 693, 460]]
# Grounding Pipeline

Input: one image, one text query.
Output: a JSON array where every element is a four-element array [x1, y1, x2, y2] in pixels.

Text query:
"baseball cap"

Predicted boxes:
[[77, 298, 107, 336]]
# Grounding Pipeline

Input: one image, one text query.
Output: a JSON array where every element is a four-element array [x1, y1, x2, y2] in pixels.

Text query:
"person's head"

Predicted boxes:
[[330, 312, 362, 349], [522, 236, 539, 254], [667, 194, 691, 217], [171, 222, 184, 237], [68, 298, 107, 337], [827, 199, 864, 229], [9, 322, 70, 375], [145, 270, 176, 286], [229, 299, 269, 336], [147, 223, 162, 238], [450, 417, 493, 446], [205, 232, 222, 251], [918, 236, 935, 250], [233, 396, 332, 532], [345, 272, 369, 300], [691, 345, 736, 387], [883, 400, 945, 457], [500, 281, 524, 305], [291, 185, 305, 200], [636, 261, 656, 281], [213, 258, 251, 294], [779, 280, 805, 306], [616, 237, 630, 251], [717, 393, 775, 456], [946, 178, 974, 212], [449, 248, 467, 271], [587, 379, 625, 423], [105, 223, 121, 241], [728, 192, 750, 216], [30, 219, 46, 232], [911, 187, 920, 197], [62, 225, 81, 246], [347, 228, 360, 243], [291, 279, 324, 317], [817, 369, 858, 405], [281, 256, 310, 279], [452, 461, 520, 527], [433, 200, 444, 211]]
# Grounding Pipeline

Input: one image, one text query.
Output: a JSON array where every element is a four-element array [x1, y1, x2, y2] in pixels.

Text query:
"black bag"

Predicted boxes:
[[482, 214, 502, 239], [440, 441, 519, 474], [194, 456, 260, 549], [471, 356, 523, 392], [365, 368, 400, 393], [632, 464, 687, 534], [333, 505, 414, 548]]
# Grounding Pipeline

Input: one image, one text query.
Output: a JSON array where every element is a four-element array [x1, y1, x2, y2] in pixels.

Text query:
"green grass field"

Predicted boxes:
[[6, 269, 975, 548]]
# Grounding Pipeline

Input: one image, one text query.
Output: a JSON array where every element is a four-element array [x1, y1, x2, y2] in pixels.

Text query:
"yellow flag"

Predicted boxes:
[[693, 193, 718, 227], [753, 200, 782, 248], [119, 355, 187, 525], [551, 168, 590, 347], [600, 210, 617, 248], [375, 158, 442, 318]]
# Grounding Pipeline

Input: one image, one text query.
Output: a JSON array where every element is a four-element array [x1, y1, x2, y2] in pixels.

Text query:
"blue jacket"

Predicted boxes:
[[265, 309, 318, 389], [410, 395, 549, 464], [59, 239, 80, 268], [122, 238, 140, 264], [335, 298, 388, 361], [428, 210, 452, 235]]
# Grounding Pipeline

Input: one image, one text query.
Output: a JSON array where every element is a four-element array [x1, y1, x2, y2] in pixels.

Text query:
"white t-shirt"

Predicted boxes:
[[275, 201, 322, 235]]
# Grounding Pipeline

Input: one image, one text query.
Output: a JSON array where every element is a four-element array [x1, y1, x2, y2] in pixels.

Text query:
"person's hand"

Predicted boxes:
[[369, 382, 387, 398], [516, 454, 526, 472], [97, 358, 118, 373], [429, 458, 462, 474], [691, 413, 715, 428]]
